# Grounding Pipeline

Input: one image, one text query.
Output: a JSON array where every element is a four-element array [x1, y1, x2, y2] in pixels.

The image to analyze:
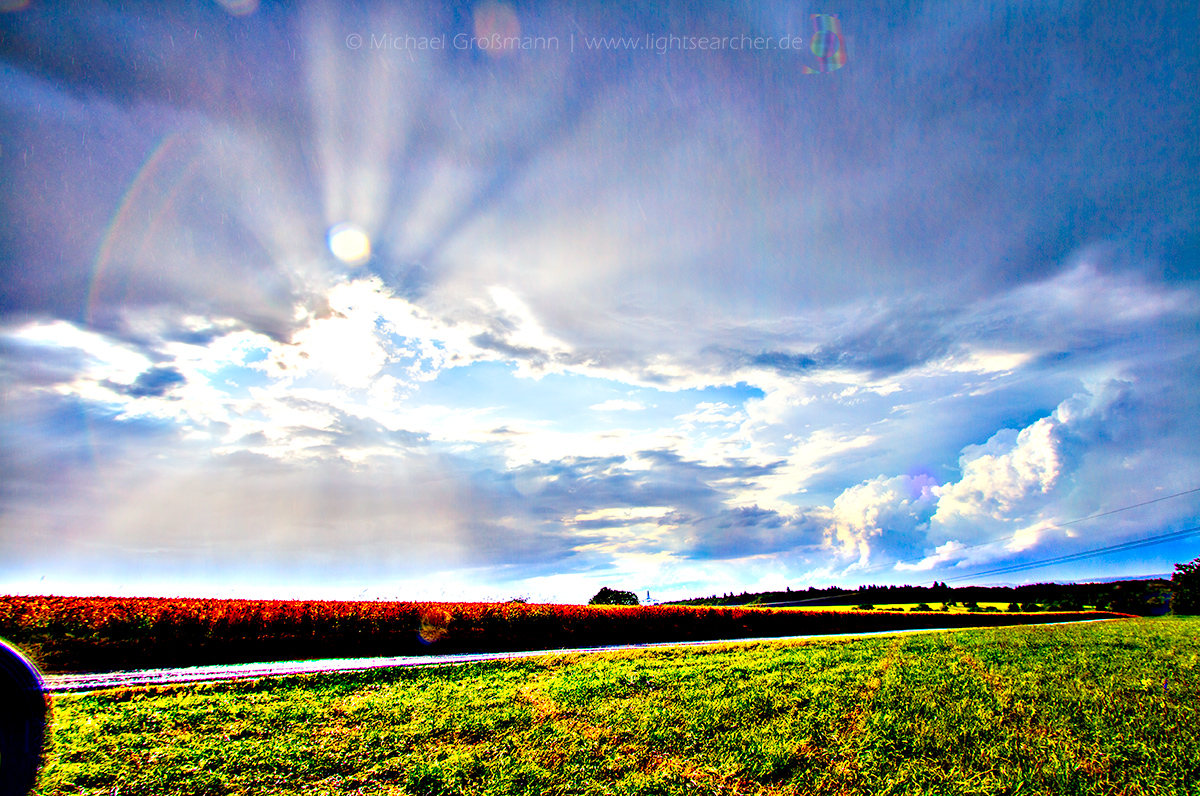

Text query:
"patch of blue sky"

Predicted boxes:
[[376, 329, 445, 361], [409, 360, 764, 435], [807, 371, 1073, 479], [241, 347, 269, 364], [200, 361, 272, 398]]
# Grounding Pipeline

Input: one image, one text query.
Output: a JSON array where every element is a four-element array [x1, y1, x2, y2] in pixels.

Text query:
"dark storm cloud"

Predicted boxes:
[[0, 68, 317, 340], [633, 448, 783, 481], [843, 0, 1200, 293], [666, 506, 826, 561], [0, 3, 305, 116], [473, 450, 803, 563], [816, 313, 953, 377], [0, 388, 183, 513], [467, 450, 781, 538], [119, 365, 186, 398], [747, 351, 817, 374], [492, 454, 720, 521], [720, 307, 953, 379], [706, 259, 1197, 387], [0, 332, 89, 387], [468, 332, 551, 365], [0, 5, 330, 339], [0, 67, 155, 323]]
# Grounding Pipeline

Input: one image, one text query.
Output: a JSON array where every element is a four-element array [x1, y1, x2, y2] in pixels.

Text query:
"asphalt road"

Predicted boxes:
[[42, 619, 1114, 693]]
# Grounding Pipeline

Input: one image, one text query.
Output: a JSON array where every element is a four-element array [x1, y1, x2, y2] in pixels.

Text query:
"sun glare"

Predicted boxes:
[[327, 223, 371, 264]]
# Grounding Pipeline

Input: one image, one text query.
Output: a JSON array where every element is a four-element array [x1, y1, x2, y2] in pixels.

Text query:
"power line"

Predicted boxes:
[[760, 523, 1199, 606], [761, 485, 1200, 604], [1037, 486, 1200, 528], [826, 485, 1200, 582], [746, 486, 1200, 606], [888, 485, 1200, 574], [942, 524, 1200, 583]]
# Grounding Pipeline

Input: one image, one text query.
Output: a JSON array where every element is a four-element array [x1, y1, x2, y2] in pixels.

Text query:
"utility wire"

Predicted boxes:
[[755, 485, 1200, 606], [885, 485, 1200, 575], [760, 522, 1197, 606], [942, 524, 1200, 583], [1029, 486, 1200, 529]]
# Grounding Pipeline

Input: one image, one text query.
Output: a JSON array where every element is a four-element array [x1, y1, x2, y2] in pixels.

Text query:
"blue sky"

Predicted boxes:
[[1, 0, 1198, 602]]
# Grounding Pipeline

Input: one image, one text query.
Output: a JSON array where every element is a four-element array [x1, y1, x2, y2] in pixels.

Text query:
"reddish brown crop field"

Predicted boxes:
[[0, 594, 1124, 674]]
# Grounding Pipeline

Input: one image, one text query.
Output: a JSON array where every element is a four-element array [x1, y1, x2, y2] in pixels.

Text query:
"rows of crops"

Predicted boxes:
[[0, 595, 1121, 674]]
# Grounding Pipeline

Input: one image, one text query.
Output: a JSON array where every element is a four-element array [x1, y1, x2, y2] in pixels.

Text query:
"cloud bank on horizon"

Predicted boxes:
[[1, 0, 1198, 602]]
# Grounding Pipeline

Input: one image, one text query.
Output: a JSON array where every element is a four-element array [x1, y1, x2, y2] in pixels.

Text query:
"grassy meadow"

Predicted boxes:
[[34, 617, 1199, 796]]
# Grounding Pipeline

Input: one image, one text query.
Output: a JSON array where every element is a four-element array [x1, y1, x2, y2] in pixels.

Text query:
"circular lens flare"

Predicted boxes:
[[473, 1, 520, 56], [328, 223, 371, 264]]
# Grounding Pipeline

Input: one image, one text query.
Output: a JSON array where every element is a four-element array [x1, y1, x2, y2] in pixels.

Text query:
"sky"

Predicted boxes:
[[1, 0, 1198, 603]]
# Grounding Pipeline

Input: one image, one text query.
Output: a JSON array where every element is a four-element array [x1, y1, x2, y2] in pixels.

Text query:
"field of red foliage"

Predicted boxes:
[[0, 595, 1120, 674]]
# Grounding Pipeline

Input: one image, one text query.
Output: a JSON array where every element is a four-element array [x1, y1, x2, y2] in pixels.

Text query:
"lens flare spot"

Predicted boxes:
[[418, 608, 452, 645], [328, 223, 371, 265], [473, 1, 520, 56], [213, 0, 258, 15]]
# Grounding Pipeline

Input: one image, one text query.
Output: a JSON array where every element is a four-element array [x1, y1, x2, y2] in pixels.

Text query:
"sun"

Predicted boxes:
[[327, 223, 371, 265]]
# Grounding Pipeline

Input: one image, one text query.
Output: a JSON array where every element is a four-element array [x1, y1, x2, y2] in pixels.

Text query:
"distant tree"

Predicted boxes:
[[1100, 583, 1170, 615], [1020, 602, 1042, 612], [1172, 557, 1200, 615], [588, 587, 640, 606], [1006, 602, 1021, 613], [914, 603, 932, 612], [856, 604, 874, 610]]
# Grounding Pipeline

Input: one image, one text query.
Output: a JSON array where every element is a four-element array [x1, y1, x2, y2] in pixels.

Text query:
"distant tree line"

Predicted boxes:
[[670, 578, 1177, 616], [1174, 557, 1200, 614], [590, 557, 1200, 616]]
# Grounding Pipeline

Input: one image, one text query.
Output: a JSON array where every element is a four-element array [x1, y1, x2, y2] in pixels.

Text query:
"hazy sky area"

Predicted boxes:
[[1, 0, 1198, 603]]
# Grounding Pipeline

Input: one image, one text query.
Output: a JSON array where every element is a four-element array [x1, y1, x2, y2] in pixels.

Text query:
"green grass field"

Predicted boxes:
[[34, 617, 1200, 796]]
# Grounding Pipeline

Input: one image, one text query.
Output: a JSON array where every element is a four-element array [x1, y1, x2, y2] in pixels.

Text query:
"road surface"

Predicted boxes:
[[42, 619, 1114, 693]]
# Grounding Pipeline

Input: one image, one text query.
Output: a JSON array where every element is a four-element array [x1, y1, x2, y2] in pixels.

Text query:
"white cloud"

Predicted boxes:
[[931, 416, 1062, 527], [826, 474, 939, 567], [893, 540, 966, 572], [590, 399, 644, 411], [10, 320, 151, 393], [725, 428, 878, 514], [936, 349, 1035, 375], [675, 401, 744, 427], [573, 506, 672, 523], [256, 278, 485, 390]]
